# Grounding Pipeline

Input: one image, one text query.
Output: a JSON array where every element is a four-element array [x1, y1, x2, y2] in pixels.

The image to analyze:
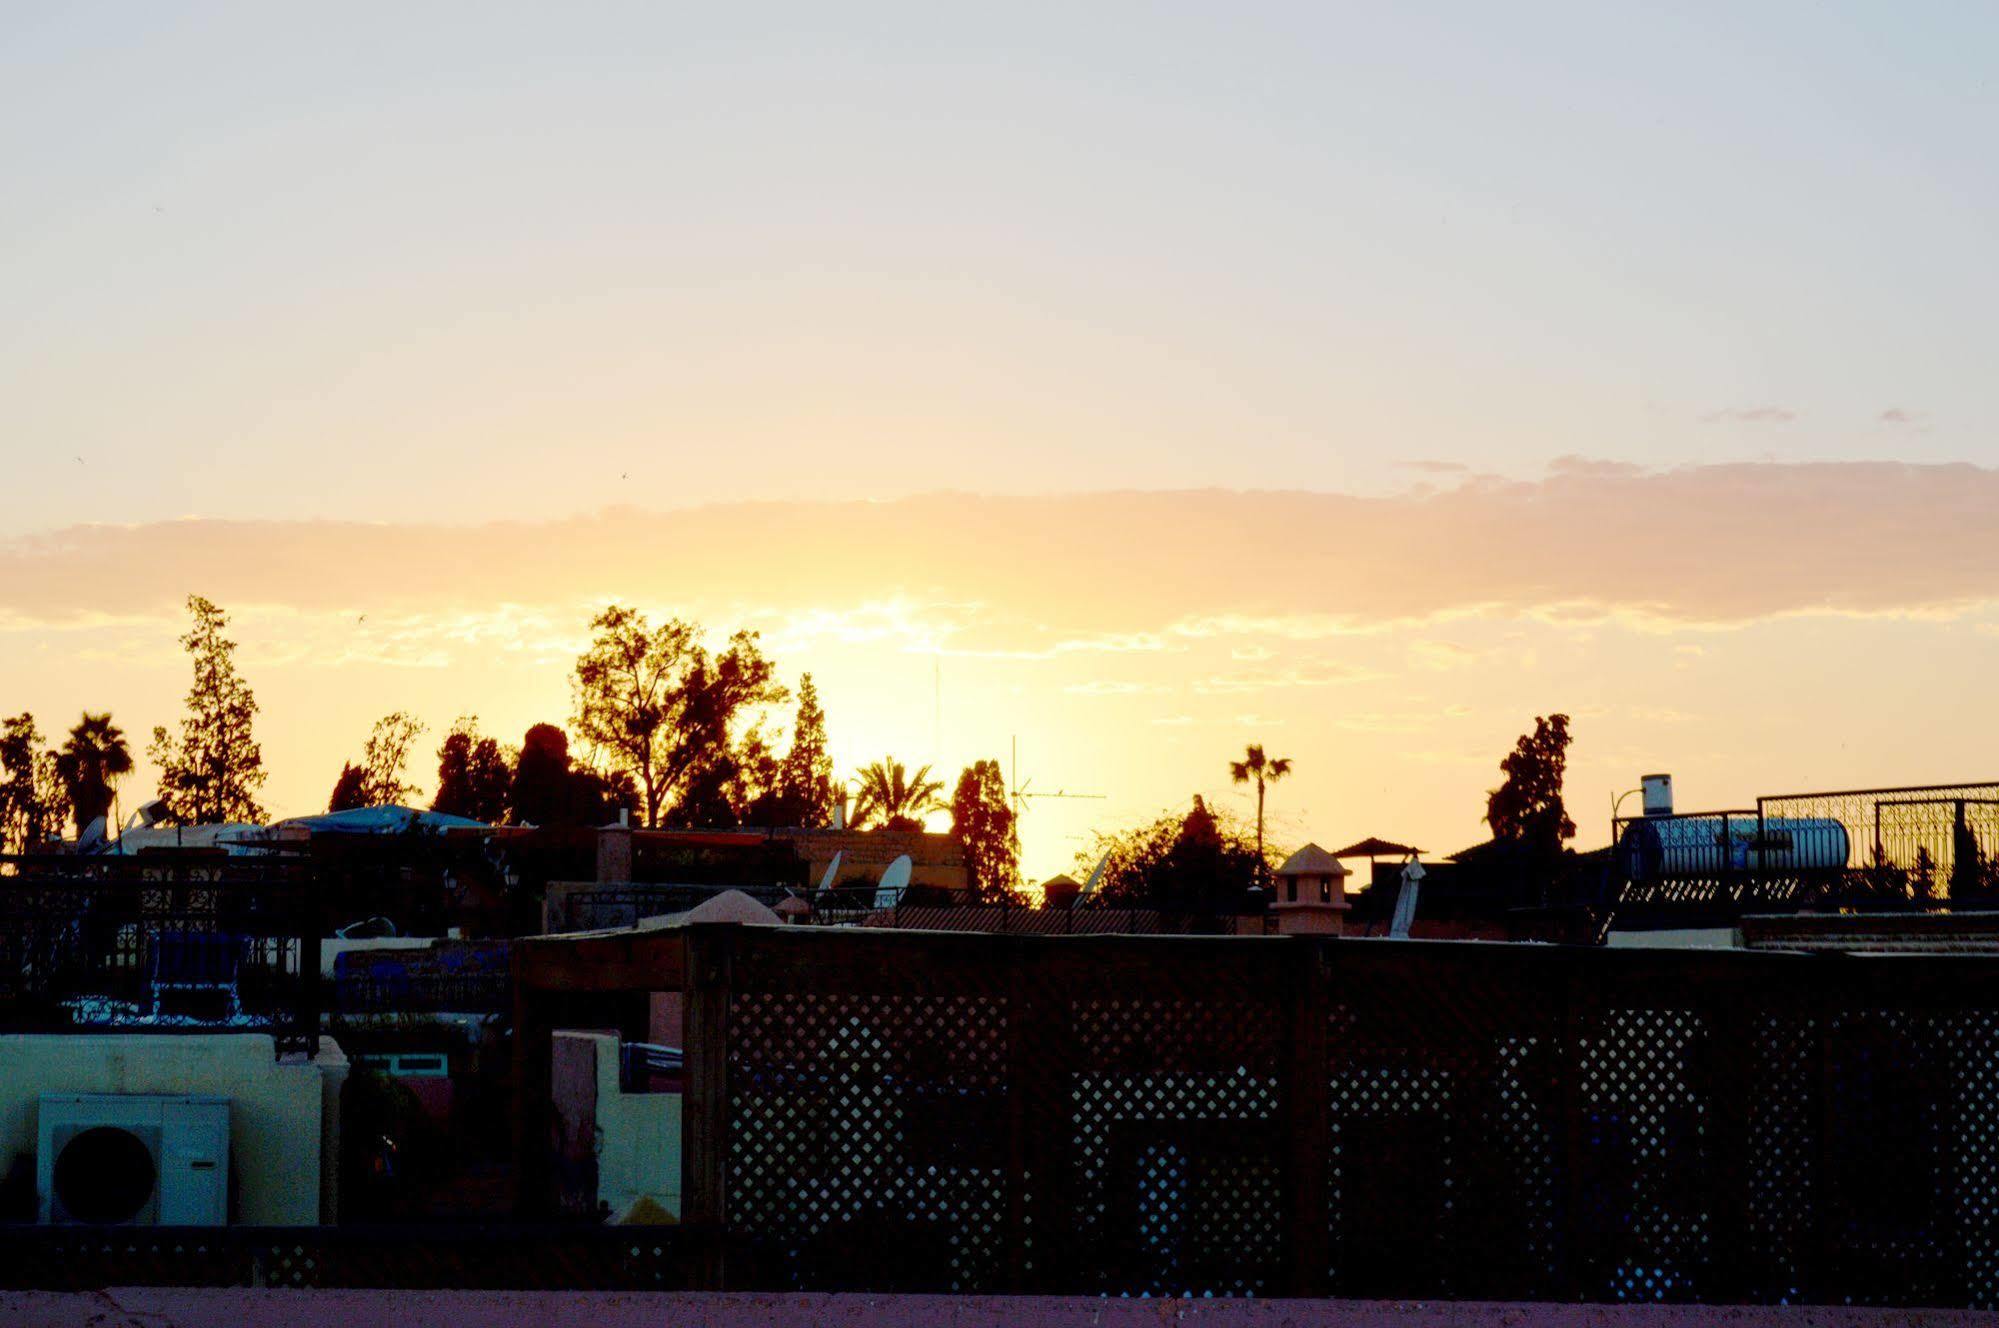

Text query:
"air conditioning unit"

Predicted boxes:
[[37, 1094, 230, 1226]]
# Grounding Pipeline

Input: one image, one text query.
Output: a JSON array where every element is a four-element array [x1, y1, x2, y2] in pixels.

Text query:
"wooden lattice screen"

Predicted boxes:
[[523, 924, 1999, 1305]]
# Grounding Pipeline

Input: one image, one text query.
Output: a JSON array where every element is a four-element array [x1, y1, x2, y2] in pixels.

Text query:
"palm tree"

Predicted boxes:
[[851, 758, 946, 831], [57, 712, 133, 836], [1229, 743, 1293, 886]]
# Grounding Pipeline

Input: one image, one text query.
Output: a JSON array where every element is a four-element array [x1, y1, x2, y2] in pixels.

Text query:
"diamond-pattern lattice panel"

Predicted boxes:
[[1069, 995, 1283, 1298], [1943, 1010, 1999, 1309], [1744, 1011, 1817, 1303], [1822, 1008, 1955, 1305], [725, 990, 1010, 1293], [1325, 961, 1565, 1302], [1576, 1006, 1714, 1303]]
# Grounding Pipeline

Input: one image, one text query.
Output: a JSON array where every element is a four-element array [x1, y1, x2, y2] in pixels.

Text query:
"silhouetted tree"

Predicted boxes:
[[1950, 817, 1986, 903], [328, 762, 368, 812], [1912, 845, 1938, 906], [1860, 841, 1911, 900], [852, 758, 945, 832], [507, 723, 638, 827], [1082, 796, 1270, 915], [1485, 714, 1575, 858], [952, 759, 1019, 901], [1, 713, 53, 851], [1229, 743, 1292, 886], [149, 594, 266, 824], [432, 717, 514, 823], [34, 750, 70, 846], [664, 726, 772, 829], [570, 765, 642, 826], [776, 673, 835, 828], [336, 711, 426, 808], [55, 712, 132, 836], [510, 724, 572, 826], [571, 606, 784, 827]]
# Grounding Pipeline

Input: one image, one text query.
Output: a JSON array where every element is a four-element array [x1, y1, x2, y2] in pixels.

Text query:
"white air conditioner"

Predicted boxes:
[[37, 1094, 230, 1226]]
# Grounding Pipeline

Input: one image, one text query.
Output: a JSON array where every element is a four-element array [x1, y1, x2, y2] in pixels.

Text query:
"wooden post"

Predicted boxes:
[[1704, 972, 1756, 1303], [511, 957, 556, 1219], [1285, 937, 1332, 1296], [1557, 953, 1589, 1301], [682, 923, 735, 1289], [1008, 940, 1075, 1292]]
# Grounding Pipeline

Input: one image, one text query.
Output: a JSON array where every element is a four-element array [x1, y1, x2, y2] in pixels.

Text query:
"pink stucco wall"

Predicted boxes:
[[3, 1292, 1987, 1328]]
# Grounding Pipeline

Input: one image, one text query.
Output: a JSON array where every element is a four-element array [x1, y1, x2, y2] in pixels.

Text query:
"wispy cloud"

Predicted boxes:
[[5, 462, 1999, 639], [1192, 662, 1379, 694], [1702, 406, 1797, 424], [1337, 711, 1439, 734], [1547, 455, 1647, 479], [1879, 407, 1929, 426], [1062, 679, 1162, 697]]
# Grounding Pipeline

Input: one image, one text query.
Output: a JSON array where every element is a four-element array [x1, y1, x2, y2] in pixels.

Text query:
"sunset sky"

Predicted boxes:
[[4, 3, 1996, 878]]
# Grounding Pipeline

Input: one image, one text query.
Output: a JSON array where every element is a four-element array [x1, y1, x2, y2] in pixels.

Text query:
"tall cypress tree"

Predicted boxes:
[[149, 595, 266, 824], [778, 673, 835, 828]]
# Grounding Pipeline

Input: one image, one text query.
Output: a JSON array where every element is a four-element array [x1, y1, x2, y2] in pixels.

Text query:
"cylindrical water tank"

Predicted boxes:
[[1618, 815, 1850, 881]]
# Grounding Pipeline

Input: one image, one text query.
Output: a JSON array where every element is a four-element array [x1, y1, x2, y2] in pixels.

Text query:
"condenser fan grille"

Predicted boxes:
[[52, 1126, 157, 1224]]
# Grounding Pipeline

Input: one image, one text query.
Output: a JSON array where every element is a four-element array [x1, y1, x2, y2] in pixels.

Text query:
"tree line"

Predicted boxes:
[[0, 595, 1025, 900], [4, 593, 1595, 912]]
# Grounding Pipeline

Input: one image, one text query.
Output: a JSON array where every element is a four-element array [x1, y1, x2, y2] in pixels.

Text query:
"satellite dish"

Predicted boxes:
[[874, 855, 913, 909], [76, 816, 109, 854], [1079, 853, 1111, 899], [817, 850, 844, 893]]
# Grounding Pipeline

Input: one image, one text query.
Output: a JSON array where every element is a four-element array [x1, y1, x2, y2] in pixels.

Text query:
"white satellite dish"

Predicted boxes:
[[126, 799, 169, 831], [817, 850, 844, 893], [874, 855, 913, 909], [76, 816, 109, 854], [1079, 852, 1110, 899]]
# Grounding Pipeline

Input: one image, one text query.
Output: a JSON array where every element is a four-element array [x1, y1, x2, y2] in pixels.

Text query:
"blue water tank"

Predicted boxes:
[[1619, 815, 1849, 880]]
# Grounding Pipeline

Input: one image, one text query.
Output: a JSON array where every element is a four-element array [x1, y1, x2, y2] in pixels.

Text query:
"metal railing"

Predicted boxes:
[[0, 855, 320, 1048], [1608, 781, 1999, 927]]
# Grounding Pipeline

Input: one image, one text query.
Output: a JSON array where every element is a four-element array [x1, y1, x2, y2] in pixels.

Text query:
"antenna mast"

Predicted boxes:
[[1008, 734, 1107, 819]]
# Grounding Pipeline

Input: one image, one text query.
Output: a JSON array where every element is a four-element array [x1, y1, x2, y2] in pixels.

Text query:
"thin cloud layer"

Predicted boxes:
[[1703, 407, 1798, 424], [3, 462, 1996, 637]]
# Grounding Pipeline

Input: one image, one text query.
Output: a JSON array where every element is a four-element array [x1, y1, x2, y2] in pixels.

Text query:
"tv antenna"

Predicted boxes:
[[1009, 735, 1106, 819]]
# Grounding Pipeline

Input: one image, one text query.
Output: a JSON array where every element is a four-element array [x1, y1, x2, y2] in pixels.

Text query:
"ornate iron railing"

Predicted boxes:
[[0, 855, 320, 1046], [1608, 781, 1999, 927]]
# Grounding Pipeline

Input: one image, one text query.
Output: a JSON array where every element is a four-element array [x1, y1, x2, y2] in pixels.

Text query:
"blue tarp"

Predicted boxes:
[[274, 805, 487, 835]]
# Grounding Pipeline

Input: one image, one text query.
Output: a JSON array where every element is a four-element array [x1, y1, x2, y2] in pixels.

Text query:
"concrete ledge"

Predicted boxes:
[[3, 1292, 1987, 1328]]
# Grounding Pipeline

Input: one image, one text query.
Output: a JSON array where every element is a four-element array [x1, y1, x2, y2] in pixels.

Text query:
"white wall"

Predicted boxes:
[[558, 1031, 682, 1221], [0, 1033, 341, 1225]]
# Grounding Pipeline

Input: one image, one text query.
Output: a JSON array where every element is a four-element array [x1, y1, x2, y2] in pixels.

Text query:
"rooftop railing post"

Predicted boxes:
[[682, 923, 735, 1290]]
